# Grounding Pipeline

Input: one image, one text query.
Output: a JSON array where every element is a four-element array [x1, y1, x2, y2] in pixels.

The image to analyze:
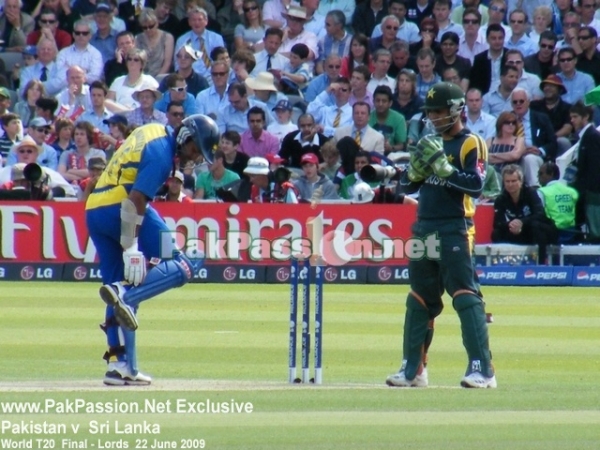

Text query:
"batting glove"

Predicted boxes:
[[123, 243, 146, 286], [416, 135, 456, 178]]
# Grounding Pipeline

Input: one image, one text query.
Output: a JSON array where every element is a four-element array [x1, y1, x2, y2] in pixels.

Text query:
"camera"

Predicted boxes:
[[24, 163, 52, 200], [0, 163, 52, 201], [272, 166, 292, 184], [360, 164, 402, 184]]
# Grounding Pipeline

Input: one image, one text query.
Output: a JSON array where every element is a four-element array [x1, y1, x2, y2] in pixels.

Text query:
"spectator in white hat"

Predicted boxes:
[[246, 71, 288, 111], [244, 155, 299, 203], [125, 86, 168, 126], [159, 45, 209, 97]]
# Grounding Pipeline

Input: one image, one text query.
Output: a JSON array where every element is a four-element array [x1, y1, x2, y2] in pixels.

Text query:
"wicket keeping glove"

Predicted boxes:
[[416, 135, 456, 178], [407, 144, 433, 182], [123, 243, 146, 286]]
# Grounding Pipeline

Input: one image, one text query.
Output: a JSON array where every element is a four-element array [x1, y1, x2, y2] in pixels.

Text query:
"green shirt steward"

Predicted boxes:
[[538, 180, 579, 229]]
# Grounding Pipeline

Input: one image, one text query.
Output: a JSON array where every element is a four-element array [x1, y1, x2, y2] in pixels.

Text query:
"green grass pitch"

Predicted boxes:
[[1, 282, 599, 449]]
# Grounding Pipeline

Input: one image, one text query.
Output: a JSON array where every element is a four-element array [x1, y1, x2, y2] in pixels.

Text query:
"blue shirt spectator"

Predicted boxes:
[[155, 92, 200, 115], [216, 91, 274, 134], [174, 9, 225, 80]]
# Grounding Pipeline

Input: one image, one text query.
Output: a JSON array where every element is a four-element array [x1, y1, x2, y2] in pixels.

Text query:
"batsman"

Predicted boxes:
[[386, 82, 496, 388], [85, 115, 219, 386]]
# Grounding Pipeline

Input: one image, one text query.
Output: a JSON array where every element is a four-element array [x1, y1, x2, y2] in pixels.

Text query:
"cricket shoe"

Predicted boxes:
[[104, 361, 152, 386], [386, 367, 428, 387], [460, 372, 497, 389], [99, 283, 138, 331]]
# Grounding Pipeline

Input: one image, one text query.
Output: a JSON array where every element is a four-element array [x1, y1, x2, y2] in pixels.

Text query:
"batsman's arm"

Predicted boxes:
[[444, 138, 485, 198], [399, 171, 424, 194], [120, 190, 147, 250]]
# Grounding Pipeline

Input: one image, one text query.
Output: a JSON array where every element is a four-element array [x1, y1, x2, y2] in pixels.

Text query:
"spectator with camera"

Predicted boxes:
[[0, 136, 75, 197], [243, 156, 299, 203], [339, 150, 379, 199]]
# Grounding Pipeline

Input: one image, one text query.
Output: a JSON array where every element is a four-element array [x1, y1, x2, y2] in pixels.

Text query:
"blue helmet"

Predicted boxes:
[[176, 114, 220, 163]]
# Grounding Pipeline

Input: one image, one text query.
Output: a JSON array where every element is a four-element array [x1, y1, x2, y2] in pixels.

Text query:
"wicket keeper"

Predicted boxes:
[[85, 115, 219, 386], [387, 82, 497, 388]]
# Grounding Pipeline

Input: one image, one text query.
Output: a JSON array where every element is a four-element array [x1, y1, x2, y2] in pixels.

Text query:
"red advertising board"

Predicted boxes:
[[0, 202, 494, 264]]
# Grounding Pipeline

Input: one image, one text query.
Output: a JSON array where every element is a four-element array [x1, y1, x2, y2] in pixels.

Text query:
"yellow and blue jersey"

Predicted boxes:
[[86, 124, 176, 210]]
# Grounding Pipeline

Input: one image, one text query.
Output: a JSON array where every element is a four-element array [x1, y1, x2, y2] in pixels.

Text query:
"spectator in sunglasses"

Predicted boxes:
[[26, 8, 72, 50], [56, 20, 103, 85], [155, 73, 200, 115], [4, 118, 58, 170]]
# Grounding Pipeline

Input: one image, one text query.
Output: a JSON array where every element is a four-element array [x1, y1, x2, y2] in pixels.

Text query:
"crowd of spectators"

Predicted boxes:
[[0, 0, 599, 242]]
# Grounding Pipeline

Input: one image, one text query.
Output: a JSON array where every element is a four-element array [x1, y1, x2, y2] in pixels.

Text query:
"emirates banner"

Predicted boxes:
[[0, 202, 495, 265]]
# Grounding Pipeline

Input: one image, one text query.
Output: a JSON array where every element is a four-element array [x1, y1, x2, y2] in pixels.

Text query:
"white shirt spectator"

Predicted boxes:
[[465, 110, 496, 140], [371, 20, 420, 43], [367, 74, 396, 93], [267, 121, 298, 144], [516, 71, 543, 100], [55, 85, 93, 114], [56, 44, 104, 84], [195, 84, 230, 117], [0, 165, 76, 197], [109, 74, 159, 110], [458, 34, 489, 64], [252, 49, 289, 76]]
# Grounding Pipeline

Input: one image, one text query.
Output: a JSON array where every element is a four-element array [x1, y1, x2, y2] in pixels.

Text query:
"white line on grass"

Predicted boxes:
[[0, 379, 463, 392]]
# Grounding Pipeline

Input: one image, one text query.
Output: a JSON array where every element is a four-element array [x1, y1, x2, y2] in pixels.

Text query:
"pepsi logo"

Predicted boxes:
[[524, 270, 536, 279], [276, 267, 290, 282], [476, 269, 485, 279], [577, 271, 590, 280], [223, 266, 237, 281], [73, 266, 88, 280], [20, 265, 35, 281], [324, 267, 338, 282], [378, 266, 392, 281]]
